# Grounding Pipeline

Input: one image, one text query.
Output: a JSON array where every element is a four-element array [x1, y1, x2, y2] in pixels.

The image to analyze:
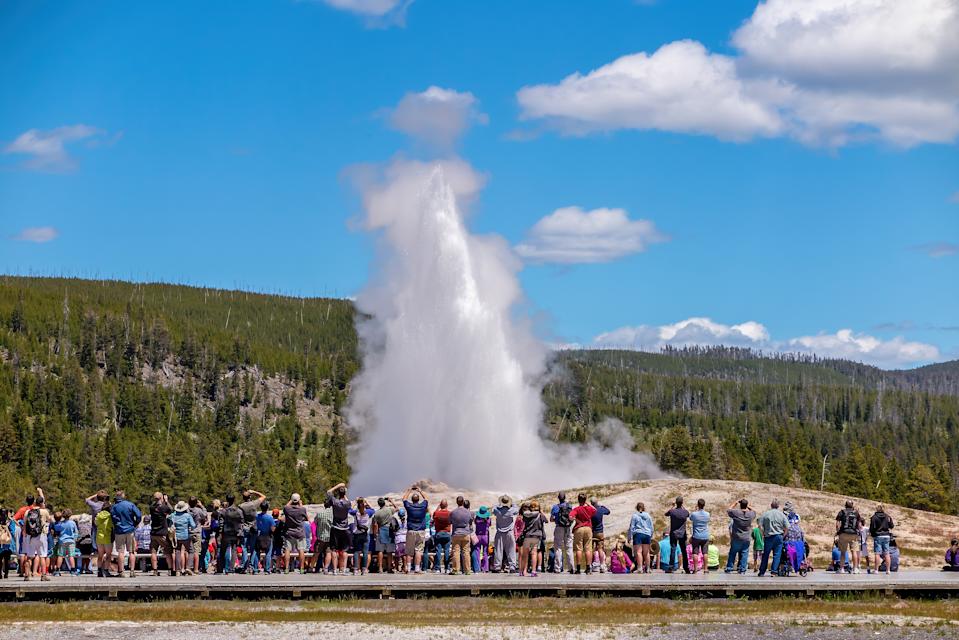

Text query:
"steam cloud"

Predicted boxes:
[[346, 157, 665, 494]]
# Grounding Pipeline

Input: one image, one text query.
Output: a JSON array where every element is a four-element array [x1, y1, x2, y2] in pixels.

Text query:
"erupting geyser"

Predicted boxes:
[[346, 159, 661, 494]]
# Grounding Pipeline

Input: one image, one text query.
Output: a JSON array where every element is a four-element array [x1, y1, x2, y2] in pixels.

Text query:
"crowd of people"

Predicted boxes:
[[1, 484, 956, 581]]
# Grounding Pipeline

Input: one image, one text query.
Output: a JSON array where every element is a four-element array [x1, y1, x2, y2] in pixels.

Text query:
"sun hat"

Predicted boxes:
[[477, 506, 490, 518], [500, 494, 511, 505], [174, 501, 189, 513]]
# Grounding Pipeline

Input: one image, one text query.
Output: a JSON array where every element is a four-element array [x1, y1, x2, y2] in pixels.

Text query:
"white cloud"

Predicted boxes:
[[12, 226, 59, 243], [913, 241, 958, 258], [517, 40, 783, 141], [593, 317, 941, 368], [3, 125, 103, 172], [517, 0, 959, 147], [389, 87, 487, 149], [515, 206, 667, 264], [787, 330, 940, 368], [320, 0, 412, 26]]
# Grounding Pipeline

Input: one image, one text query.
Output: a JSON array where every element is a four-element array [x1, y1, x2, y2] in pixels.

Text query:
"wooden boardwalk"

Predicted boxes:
[[2, 570, 959, 600]]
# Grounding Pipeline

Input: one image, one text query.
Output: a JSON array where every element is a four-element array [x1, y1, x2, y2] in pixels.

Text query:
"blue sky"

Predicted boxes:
[[1, 0, 957, 368]]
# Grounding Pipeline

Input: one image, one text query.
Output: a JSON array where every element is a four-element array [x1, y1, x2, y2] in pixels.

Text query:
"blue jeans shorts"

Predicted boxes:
[[632, 533, 652, 545], [873, 535, 890, 554]]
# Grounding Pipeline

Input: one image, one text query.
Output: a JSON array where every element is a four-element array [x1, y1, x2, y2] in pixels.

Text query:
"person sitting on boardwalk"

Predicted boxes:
[[609, 535, 633, 574], [570, 493, 596, 575], [706, 537, 720, 572], [657, 531, 674, 572], [944, 539, 959, 572], [518, 501, 546, 577], [725, 499, 755, 575], [628, 502, 653, 574]]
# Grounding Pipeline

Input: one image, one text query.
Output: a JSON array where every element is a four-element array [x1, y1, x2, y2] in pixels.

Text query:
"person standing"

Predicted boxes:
[[751, 521, 764, 572], [757, 500, 787, 577], [0, 509, 15, 579], [835, 500, 864, 575], [664, 497, 690, 574], [432, 499, 453, 574], [313, 506, 333, 573], [550, 492, 574, 574], [349, 497, 374, 575], [372, 497, 398, 574], [282, 493, 309, 573], [590, 499, 611, 573], [169, 501, 197, 576], [134, 516, 151, 573], [94, 503, 114, 578], [218, 494, 244, 574], [517, 501, 547, 577], [402, 485, 429, 574], [449, 496, 473, 576], [473, 506, 491, 573], [570, 493, 596, 574], [21, 491, 52, 582], [253, 502, 275, 574], [869, 503, 894, 575], [628, 502, 653, 573], [110, 490, 142, 578], [326, 482, 353, 575], [149, 492, 174, 576], [238, 489, 266, 573], [689, 499, 711, 574], [187, 497, 207, 575], [724, 499, 756, 574], [491, 495, 519, 573]]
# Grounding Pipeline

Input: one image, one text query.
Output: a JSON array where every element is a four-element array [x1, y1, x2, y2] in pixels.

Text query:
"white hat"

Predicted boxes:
[[291, 493, 301, 503]]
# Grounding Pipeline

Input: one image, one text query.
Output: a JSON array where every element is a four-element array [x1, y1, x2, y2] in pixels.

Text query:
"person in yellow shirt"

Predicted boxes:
[[95, 507, 114, 578], [706, 536, 721, 572]]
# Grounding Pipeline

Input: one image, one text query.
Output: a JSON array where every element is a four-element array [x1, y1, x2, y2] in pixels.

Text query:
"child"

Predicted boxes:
[[751, 523, 764, 572], [658, 531, 674, 572], [609, 536, 633, 574], [706, 536, 720, 572]]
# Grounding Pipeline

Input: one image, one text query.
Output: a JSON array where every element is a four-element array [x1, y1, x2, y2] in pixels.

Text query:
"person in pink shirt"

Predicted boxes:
[[609, 537, 633, 574]]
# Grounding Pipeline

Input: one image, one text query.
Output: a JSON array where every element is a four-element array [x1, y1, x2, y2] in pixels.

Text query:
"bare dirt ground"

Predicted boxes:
[[344, 478, 959, 569]]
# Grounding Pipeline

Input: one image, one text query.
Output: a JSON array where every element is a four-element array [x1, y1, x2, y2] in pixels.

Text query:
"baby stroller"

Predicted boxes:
[[775, 540, 810, 577]]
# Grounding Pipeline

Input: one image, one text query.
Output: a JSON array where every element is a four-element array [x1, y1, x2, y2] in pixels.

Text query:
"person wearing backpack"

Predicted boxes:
[[869, 503, 895, 575], [218, 494, 244, 574], [549, 492, 574, 574], [835, 500, 864, 575], [21, 490, 52, 582]]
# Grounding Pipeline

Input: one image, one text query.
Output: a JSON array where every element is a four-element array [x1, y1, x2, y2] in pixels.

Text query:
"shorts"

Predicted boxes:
[[330, 528, 350, 552], [406, 530, 427, 556], [57, 542, 77, 558], [256, 534, 273, 554], [114, 532, 136, 554], [573, 526, 592, 553], [632, 533, 652, 545], [23, 534, 48, 558], [376, 537, 396, 553], [175, 538, 191, 551], [396, 542, 406, 557], [150, 534, 173, 555], [78, 543, 94, 556], [873, 535, 891, 555], [838, 533, 858, 555], [191, 533, 203, 555], [592, 532, 605, 548], [522, 537, 541, 550], [283, 537, 307, 552]]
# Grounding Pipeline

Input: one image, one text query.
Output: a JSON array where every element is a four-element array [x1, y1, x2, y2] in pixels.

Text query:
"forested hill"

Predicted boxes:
[[1, 276, 957, 516]]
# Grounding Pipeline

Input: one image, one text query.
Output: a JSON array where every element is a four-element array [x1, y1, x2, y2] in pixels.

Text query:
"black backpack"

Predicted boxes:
[[24, 508, 43, 537], [841, 509, 860, 533], [556, 503, 572, 528]]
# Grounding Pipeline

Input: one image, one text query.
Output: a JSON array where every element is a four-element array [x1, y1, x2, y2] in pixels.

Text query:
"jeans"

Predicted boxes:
[[434, 532, 451, 572], [668, 533, 689, 573], [553, 525, 573, 572], [219, 537, 237, 574], [726, 538, 750, 573], [758, 534, 783, 576], [353, 533, 369, 571], [252, 540, 272, 573], [241, 527, 257, 571]]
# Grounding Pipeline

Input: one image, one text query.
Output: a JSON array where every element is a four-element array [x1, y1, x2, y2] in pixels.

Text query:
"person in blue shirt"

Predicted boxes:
[[658, 531, 677, 572], [628, 502, 654, 573], [0, 509, 16, 579], [253, 502, 276, 574], [589, 499, 610, 573], [169, 501, 197, 576], [52, 510, 79, 576], [110, 490, 142, 577], [689, 499, 711, 574]]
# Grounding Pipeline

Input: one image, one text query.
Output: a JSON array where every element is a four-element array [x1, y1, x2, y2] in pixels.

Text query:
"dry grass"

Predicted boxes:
[[2, 596, 959, 625]]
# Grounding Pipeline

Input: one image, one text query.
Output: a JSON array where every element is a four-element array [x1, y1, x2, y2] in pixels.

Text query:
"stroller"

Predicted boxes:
[[775, 540, 812, 577]]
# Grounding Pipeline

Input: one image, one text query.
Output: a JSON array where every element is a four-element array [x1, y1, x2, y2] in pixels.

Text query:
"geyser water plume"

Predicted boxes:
[[347, 158, 662, 494]]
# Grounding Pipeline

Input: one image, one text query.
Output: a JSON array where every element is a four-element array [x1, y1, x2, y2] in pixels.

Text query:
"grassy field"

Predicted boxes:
[[1, 595, 958, 626]]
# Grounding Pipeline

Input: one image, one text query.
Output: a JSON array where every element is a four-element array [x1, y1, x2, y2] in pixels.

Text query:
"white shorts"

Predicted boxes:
[[23, 534, 48, 558]]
